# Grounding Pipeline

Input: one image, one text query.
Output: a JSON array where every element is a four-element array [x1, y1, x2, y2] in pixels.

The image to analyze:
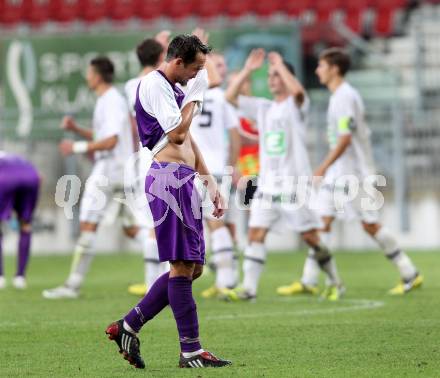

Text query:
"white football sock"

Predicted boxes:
[[243, 242, 266, 296], [123, 320, 137, 335], [65, 231, 96, 290], [374, 227, 417, 281], [301, 250, 320, 287], [135, 230, 162, 288], [182, 349, 205, 358], [211, 227, 235, 289], [311, 236, 342, 287]]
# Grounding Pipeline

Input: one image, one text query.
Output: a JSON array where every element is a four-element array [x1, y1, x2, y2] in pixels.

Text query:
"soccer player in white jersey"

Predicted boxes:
[[42, 57, 146, 299], [225, 49, 344, 301], [299, 47, 421, 295], [124, 31, 171, 296], [190, 53, 242, 299]]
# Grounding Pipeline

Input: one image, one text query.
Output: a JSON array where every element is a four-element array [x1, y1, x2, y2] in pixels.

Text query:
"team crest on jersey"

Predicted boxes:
[[265, 131, 286, 156]]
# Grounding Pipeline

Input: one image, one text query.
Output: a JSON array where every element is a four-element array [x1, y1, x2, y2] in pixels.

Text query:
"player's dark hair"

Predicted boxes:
[[319, 47, 351, 76], [136, 38, 164, 67], [166, 34, 212, 65], [283, 60, 295, 76], [90, 56, 114, 83]]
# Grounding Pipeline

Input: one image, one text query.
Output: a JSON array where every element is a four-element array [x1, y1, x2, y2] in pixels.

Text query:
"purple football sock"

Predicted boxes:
[[168, 276, 201, 353], [0, 231, 3, 276], [16, 230, 31, 277], [124, 272, 170, 333]]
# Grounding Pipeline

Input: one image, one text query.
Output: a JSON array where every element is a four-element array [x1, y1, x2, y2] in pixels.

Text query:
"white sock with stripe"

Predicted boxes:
[[242, 242, 266, 296]]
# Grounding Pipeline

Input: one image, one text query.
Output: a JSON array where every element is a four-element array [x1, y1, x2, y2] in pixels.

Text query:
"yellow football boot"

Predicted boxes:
[[201, 285, 220, 299], [321, 285, 345, 301], [128, 283, 148, 296], [389, 274, 423, 295], [276, 281, 319, 296]]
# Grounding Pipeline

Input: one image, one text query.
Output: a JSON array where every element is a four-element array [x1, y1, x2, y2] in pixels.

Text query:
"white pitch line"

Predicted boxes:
[[0, 299, 384, 328], [204, 299, 385, 321]]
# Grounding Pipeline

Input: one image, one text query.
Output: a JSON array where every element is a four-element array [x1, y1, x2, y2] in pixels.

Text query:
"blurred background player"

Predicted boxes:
[[306, 47, 422, 295], [229, 72, 260, 233], [42, 57, 147, 299], [105, 34, 231, 369], [225, 49, 344, 301], [125, 31, 171, 296], [0, 152, 40, 289], [190, 52, 242, 299]]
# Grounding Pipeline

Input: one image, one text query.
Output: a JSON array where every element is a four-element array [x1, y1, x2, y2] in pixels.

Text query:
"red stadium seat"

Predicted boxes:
[[225, 0, 252, 18], [344, 0, 370, 33], [108, 0, 134, 21], [0, 0, 25, 25], [253, 0, 281, 18], [23, 0, 50, 25], [197, 0, 224, 19], [371, 0, 407, 35], [50, 0, 80, 22], [314, 0, 341, 22], [135, 0, 163, 20], [165, 0, 196, 20], [79, 0, 109, 23], [282, 0, 310, 18]]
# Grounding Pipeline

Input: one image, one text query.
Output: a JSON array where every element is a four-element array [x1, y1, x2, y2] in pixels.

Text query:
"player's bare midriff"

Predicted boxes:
[[155, 135, 196, 168]]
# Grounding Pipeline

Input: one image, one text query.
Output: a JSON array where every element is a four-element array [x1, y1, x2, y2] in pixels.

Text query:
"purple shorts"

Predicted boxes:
[[146, 161, 205, 265], [0, 156, 40, 223]]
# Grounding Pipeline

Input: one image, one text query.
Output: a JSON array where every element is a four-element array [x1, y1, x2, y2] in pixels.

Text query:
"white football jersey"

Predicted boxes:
[[124, 77, 141, 116], [93, 86, 134, 182], [191, 87, 239, 176], [238, 95, 312, 195], [325, 81, 375, 183]]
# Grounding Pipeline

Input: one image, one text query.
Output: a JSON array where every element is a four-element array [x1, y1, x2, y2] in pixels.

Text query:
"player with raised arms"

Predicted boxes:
[[225, 49, 344, 301], [105, 34, 231, 369]]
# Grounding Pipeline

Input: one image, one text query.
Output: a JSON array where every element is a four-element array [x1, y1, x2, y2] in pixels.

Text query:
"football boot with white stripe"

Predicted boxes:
[[105, 319, 145, 369], [179, 351, 231, 368]]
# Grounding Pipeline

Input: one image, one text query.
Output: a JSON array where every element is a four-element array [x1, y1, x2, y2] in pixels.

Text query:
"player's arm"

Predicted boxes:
[[225, 48, 265, 107], [205, 55, 222, 88], [191, 28, 221, 88], [315, 134, 352, 177], [61, 116, 93, 140], [228, 128, 241, 169], [190, 134, 224, 218], [59, 135, 118, 156], [268, 51, 305, 106], [166, 102, 198, 145], [129, 113, 140, 152]]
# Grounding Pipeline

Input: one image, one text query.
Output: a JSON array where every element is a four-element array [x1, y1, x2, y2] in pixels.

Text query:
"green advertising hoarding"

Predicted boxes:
[[0, 24, 301, 140]]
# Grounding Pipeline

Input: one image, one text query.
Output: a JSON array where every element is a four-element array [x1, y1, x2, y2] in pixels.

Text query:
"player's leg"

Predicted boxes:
[[0, 226, 4, 289], [13, 172, 40, 289], [13, 221, 32, 289], [302, 227, 344, 300], [124, 225, 165, 296], [363, 222, 422, 294], [201, 219, 235, 298]]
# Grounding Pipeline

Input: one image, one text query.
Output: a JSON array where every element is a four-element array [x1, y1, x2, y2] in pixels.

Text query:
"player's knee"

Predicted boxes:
[[20, 222, 32, 233], [301, 230, 319, 247], [362, 222, 380, 236], [170, 261, 195, 279], [321, 216, 334, 233], [192, 265, 203, 280], [80, 222, 98, 233], [248, 228, 266, 243], [123, 226, 139, 239]]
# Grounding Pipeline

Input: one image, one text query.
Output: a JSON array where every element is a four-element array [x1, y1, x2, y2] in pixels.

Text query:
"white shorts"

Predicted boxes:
[[79, 161, 140, 227], [248, 191, 323, 233], [317, 182, 380, 224]]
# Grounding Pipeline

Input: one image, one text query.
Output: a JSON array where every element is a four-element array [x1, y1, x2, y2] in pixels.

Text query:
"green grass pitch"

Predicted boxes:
[[0, 251, 439, 377]]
